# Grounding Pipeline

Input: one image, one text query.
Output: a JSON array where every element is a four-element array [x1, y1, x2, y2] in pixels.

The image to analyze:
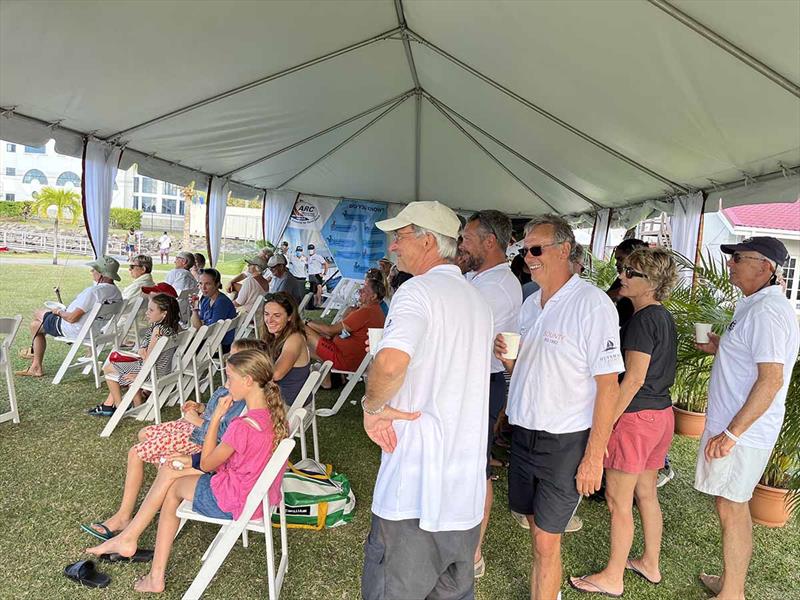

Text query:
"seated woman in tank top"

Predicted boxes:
[[260, 292, 311, 407]]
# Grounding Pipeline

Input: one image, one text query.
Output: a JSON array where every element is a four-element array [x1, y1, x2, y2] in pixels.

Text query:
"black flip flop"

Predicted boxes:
[[63, 559, 111, 588], [99, 548, 154, 563]]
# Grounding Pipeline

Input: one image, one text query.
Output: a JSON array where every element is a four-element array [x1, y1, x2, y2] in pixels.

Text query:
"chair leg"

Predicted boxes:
[[241, 528, 249, 548], [311, 402, 320, 463], [6, 364, 20, 424], [52, 340, 83, 385], [182, 526, 241, 600]]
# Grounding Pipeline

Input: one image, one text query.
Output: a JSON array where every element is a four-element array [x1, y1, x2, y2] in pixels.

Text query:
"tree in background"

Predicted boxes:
[[180, 181, 195, 250], [30, 186, 82, 265]]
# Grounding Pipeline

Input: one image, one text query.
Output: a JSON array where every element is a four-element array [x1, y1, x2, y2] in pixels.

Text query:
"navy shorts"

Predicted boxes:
[[486, 372, 507, 478], [192, 473, 233, 519], [42, 312, 63, 337], [508, 426, 589, 534]]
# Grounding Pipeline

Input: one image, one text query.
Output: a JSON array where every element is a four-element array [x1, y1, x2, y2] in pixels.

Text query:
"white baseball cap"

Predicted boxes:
[[375, 201, 460, 239]]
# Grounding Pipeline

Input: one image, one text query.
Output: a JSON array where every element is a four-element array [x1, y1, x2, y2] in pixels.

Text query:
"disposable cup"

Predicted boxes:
[[695, 323, 712, 344], [368, 328, 384, 356], [500, 332, 521, 360]]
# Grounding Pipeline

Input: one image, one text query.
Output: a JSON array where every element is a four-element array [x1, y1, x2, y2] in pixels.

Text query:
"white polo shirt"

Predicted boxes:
[[507, 275, 624, 433], [307, 253, 327, 276], [706, 285, 800, 450], [288, 254, 307, 278], [60, 283, 123, 339], [468, 263, 522, 373], [164, 268, 198, 295], [371, 264, 494, 532]]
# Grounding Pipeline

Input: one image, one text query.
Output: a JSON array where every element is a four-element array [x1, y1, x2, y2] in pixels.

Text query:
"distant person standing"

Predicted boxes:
[[306, 244, 328, 309], [158, 232, 172, 264], [278, 241, 290, 256], [126, 229, 137, 262], [288, 245, 307, 279]]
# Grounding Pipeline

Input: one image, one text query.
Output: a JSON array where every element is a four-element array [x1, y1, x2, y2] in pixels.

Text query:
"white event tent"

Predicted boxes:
[[1, 0, 798, 263]]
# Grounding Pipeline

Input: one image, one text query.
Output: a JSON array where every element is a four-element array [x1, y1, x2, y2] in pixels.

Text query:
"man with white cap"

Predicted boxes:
[[361, 201, 493, 600], [267, 253, 305, 304], [164, 251, 198, 295], [17, 256, 123, 378], [694, 237, 799, 600], [288, 244, 307, 279], [305, 243, 328, 309]]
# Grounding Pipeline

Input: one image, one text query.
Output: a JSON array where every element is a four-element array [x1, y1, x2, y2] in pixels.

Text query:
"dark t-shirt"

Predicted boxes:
[[608, 278, 634, 326], [620, 304, 677, 412]]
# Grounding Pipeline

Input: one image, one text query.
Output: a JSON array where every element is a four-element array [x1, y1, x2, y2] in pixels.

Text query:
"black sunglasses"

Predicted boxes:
[[519, 241, 560, 258], [622, 267, 647, 279]]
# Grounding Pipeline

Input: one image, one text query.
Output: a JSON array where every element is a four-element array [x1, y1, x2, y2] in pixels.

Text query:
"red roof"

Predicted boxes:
[[722, 201, 800, 232]]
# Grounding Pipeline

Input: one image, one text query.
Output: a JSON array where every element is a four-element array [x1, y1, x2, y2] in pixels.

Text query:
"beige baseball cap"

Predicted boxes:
[[375, 201, 460, 239]]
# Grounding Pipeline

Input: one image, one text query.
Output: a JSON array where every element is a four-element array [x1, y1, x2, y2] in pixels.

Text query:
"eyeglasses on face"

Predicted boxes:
[[391, 230, 417, 243], [519, 241, 560, 258], [622, 266, 647, 279], [731, 253, 766, 264], [128, 264, 141, 269]]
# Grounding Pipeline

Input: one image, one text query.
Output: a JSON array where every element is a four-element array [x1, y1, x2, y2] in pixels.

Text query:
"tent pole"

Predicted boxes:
[[407, 30, 688, 193], [276, 95, 411, 189], [222, 89, 416, 177], [394, 1, 421, 89], [414, 92, 422, 200], [648, 0, 800, 99], [105, 26, 403, 141], [426, 96, 559, 213], [424, 92, 604, 210]]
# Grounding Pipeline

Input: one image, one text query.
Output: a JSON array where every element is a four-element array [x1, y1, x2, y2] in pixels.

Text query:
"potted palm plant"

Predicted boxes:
[[663, 252, 738, 437], [750, 357, 800, 527]]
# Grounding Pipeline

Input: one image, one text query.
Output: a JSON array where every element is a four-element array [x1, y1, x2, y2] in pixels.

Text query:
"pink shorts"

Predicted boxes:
[[134, 419, 202, 464], [605, 407, 674, 474]]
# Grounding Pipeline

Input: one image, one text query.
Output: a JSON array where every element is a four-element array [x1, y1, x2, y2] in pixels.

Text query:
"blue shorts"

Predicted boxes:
[[42, 312, 63, 337], [192, 473, 233, 519]]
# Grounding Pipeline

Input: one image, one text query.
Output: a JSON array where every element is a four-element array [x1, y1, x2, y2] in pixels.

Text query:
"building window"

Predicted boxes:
[[22, 169, 48, 185], [784, 257, 798, 307], [133, 178, 139, 193], [5, 167, 15, 176], [132, 196, 139, 210], [142, 197, 157, 213], [5, 193, 15, 201], [163, 182, 178, 196], [161, 198, 177, 214], [142, 177, 157, 194], [56, 171, 81, 188], [6, 143, 16, 152], [179, 200, 185, 215], [24, 145, 46, 154]]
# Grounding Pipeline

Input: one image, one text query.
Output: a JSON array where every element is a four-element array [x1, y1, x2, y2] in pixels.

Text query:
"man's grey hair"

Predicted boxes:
[[411, 225, 458, 260], [569, 242, 585, 264], [134, 254, 153, 274], [524, 214, 576, 252], [467, 210, 513, 249]]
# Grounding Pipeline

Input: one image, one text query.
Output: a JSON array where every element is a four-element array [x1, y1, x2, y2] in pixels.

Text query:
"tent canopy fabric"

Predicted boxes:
[[1, 0, 798, 217]]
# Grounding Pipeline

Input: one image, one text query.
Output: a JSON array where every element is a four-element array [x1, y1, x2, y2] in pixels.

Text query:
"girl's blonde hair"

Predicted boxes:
[[226, 349, 287, 449]]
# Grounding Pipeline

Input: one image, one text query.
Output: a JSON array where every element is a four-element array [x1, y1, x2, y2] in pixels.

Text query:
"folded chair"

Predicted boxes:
[[0, 315, 23, 425], [113, 295, 146, 348], [175, 412, 303, 600], [316, 353, 372, 418], [285, 370, 321, 461], [189, 320, 230, 402], [51, 300, 124, 387], [234, 295, 264, 341]]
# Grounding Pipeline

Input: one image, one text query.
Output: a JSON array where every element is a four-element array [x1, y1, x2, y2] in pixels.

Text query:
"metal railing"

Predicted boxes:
[[0, 229, 124, 256]]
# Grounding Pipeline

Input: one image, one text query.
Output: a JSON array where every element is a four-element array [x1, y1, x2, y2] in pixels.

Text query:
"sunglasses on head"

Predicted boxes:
[[519, 241, 560, 258], [622, 266, 647, 279]]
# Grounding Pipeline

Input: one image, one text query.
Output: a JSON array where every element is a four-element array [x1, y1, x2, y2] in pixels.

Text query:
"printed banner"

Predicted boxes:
[[281, 196, 387, 281]]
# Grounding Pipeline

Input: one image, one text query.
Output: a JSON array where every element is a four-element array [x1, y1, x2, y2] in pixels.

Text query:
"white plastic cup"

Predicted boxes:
[[500, 332, 521, 360], [695, 323, 712, 344], [368, 328, 384, 356]]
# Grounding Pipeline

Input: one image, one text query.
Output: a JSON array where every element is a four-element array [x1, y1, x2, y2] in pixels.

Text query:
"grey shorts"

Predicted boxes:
[[361, 514, 480, 600]]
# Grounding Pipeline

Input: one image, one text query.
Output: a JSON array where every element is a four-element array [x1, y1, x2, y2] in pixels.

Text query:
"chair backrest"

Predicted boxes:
[[297, 292, 312, 315], [177, 289, 193, 324], [128, 334, 171, 388], [235, 294, 264, 340], [165, 328, 195, 372], [235, 437, 297, 526], [0, 315, 23, 367], [285, 371, 321, 422], [114, 295, 145, 344], [179, 325, 209, 370], [197, 320, 228, 361]]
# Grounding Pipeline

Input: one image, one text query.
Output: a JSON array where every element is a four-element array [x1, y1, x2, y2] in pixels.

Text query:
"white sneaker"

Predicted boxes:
[[656, 466, 676, 488], [510, 510, 530, 529], [565, 515, 583, 533]]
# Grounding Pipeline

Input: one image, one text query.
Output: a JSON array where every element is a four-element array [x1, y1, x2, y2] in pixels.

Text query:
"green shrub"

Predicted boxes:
[[110, 207, 142, 230], [0, 200, 34, 218]]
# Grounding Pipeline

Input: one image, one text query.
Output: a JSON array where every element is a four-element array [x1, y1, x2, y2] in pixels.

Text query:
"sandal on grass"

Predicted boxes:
[[15, 369, 43, 377], [86, 405, 115, 417], [80, 522, 117, 542], [568, 576, 622, 597], [63, 559, 110, 589]]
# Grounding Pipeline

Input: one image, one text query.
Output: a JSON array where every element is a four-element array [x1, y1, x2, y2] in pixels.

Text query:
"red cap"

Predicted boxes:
[[141, 282, 178, 298]]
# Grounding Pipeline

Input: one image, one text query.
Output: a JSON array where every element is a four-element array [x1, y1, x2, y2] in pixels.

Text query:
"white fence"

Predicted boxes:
[[0, 229, 124, 256]]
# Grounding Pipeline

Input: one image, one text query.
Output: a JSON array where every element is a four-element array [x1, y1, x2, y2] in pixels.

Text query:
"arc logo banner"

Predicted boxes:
[[282, 196, 387, 280]]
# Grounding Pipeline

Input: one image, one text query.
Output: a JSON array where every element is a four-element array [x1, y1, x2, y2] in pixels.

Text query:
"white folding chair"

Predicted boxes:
[[297, 292, 313, 316], [285, 371, 321, 461], [190, 321, 229, 402], [316, 353, 372, 418], [51, 300, 124, 387], [319, 278, 362, 323], [234, 295, 264, 341], [214, 314, 243, 387], [0, 315, 23, 425], [176, 424, 301, 600], [177, 289, 194, 327], [113, 295, 146, 348]]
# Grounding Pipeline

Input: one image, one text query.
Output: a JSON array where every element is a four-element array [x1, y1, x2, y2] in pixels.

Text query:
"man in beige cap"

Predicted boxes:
[[164, 251, 198, 295], [361, 201, 494, 600], [17, 256, 123, 377], [232, 255, 271, 312]]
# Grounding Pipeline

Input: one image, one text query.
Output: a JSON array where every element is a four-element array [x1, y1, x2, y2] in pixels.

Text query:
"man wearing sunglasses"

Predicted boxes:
[[694, 236, 798, 600], [495, 214, 623, 600]]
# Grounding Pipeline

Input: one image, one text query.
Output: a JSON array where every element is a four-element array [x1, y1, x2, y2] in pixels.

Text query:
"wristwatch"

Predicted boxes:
[[360, 394, 386, 416]]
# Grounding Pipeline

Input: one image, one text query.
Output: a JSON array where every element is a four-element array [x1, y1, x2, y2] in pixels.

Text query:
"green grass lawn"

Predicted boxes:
[[0, 264, 797, 599]]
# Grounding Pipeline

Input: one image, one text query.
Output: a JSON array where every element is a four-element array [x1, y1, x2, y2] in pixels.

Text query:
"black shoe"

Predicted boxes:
[[87, 404, 115, 417]]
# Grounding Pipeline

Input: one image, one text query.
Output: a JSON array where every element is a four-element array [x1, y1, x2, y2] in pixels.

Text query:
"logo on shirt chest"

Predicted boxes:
[[543, 330, 566, 345]]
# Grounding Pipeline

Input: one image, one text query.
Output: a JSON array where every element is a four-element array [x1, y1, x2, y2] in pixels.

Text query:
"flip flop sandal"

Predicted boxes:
[[86, 405, 115, 417], [568, 576, 623, 597], [18, 347, 34, 360], [99, 548, 154, 563], [626, 559, 661, 585], [14, 369, 43, 377], [80, 522, 117, 541], [63, 559, 111, 589]]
